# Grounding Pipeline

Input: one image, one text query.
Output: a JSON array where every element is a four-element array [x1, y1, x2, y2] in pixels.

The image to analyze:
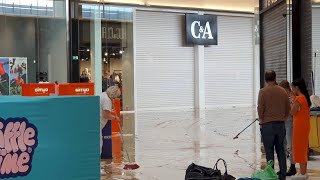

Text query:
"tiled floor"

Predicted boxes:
[[101, 107, 320, 180]]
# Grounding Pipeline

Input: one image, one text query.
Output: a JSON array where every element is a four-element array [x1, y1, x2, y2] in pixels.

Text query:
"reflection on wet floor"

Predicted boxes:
[[101, 107, 320, 180]]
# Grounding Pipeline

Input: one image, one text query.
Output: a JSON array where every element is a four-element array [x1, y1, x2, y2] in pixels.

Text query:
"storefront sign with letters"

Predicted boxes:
[[186, 14, 218, 45]]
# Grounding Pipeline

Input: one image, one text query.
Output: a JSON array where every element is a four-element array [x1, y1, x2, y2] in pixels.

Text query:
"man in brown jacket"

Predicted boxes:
[[258, 71, 291, 180]]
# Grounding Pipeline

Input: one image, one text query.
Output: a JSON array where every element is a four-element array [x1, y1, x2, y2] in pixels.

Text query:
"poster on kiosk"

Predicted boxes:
[[0, 57, 27, 96]]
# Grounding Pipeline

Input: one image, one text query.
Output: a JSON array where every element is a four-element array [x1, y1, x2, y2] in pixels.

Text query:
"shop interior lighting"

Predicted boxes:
[[86, 49, 90, 52], [105, 52, 108, 56], [119, 50, 124, 54]]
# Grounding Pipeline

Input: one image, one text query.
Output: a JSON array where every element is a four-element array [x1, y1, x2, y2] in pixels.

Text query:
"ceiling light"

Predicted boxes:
[[86, 49, 90, 52]]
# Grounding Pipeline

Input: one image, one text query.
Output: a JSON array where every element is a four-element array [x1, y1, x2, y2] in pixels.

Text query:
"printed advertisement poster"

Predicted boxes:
[[9, 57, 27, 95], [0, 58, 10, 95]]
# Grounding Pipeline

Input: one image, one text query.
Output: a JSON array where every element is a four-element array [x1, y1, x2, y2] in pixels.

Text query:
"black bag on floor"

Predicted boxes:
[[185, 159, 236, 180]]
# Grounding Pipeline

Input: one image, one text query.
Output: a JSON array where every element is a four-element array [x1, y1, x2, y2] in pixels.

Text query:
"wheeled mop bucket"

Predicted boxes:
[[309, 111, 320, 153]]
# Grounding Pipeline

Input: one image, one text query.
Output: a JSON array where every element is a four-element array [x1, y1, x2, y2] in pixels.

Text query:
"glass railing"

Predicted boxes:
[[0, 0, 65, 17], [80, 4, 133, 21]]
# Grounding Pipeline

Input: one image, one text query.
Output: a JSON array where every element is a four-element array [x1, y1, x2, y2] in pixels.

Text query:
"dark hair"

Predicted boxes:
[[279, 80, 291, 91], [292, 78, 311, 107], [265, 70, 276, 82]]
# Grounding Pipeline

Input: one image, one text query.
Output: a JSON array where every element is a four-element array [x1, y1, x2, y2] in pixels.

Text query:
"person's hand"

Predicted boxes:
[[289, 92, 295, 102], [115, 116, 121, 121]]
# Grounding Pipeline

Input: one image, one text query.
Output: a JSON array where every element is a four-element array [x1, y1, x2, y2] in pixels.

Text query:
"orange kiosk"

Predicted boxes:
[[22, 83, 55, 96], [58, 83, 94, 96]]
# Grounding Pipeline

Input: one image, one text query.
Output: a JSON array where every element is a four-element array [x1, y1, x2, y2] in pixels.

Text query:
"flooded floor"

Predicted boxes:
[[102, 107, 320, 179]]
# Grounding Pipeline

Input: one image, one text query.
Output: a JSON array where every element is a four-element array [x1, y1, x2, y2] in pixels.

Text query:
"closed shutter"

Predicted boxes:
[[313, 7, 320, 95], [136, 10, 195, 111], [261, 1, 287, 83], [204, 16, 254, 107]]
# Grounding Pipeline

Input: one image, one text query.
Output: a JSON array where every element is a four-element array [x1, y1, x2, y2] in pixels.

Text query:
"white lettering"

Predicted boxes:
[[202, 22, 214, 39], [191, 21, 201, 39], [102, 27, 107, 39], [34, 88, 48, 93], [75, 88, 90, 94]]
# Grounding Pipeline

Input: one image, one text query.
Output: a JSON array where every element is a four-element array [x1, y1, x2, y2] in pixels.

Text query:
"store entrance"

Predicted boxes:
[[71, 4, 134, 111]]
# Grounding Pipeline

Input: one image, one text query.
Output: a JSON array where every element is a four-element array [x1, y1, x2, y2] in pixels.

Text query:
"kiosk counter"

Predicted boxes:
[[0, 96, 100, 180]]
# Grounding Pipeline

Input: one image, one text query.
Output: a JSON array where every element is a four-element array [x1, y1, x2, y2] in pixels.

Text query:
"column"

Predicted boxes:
[[90, 5, 102, 95], [194, 45, 205, 110]]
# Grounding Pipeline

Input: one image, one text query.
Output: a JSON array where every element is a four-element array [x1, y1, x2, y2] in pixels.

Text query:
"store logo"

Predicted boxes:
[[186, 14, 217, 45], [0, 117, 38, 178], [34, 87, 48, 94], [75, 88, 90, 94], [191, 21, 214, 40]]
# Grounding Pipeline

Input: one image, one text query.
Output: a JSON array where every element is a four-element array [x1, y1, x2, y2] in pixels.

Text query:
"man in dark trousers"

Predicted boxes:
[[258, 71, 291, 180]]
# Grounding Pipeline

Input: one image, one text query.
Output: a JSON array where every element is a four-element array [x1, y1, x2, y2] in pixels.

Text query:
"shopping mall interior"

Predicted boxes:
[[0, 0, 320, 180]]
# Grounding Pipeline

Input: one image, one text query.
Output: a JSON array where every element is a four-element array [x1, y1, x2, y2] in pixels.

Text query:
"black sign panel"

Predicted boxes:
[[186, 14, 218, 45]]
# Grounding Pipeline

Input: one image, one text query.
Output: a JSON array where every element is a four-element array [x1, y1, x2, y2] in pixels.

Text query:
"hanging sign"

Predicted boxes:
[[185, 14, 218, 45]]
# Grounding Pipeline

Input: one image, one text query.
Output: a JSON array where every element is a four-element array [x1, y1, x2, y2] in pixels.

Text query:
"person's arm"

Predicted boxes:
[[290, 100, 300, 116], [101, 98, 120, 121], [257, 90, 265, 124], [102, 110, 119, 121], [285, 96, 291, 118]]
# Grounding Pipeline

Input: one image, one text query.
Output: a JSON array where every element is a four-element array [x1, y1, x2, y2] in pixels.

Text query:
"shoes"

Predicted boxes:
[[100, 169, 106, 176], [291, 173, 308, 180], [286, 164, 297, 176]]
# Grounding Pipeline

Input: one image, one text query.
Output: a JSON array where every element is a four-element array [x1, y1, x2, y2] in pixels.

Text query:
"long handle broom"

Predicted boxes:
[[113, 105, 140, 170]]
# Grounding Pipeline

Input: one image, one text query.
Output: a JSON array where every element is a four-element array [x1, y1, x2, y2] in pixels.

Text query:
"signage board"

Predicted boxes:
[[58, 83, 94, 96], [185, 14, 218, 45], [22, 83, 55, 96]]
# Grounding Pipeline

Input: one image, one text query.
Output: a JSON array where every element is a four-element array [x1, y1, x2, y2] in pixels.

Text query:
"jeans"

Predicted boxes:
[[261, 122, 287, 180], [284, 116, 294, 164]]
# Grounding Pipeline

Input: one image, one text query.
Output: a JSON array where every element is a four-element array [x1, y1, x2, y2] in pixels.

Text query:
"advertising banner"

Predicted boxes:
[[58, 83, 94, 96], [9, 57, 27, 95], [0, 58, 10, 95], [22, 84, 56, 96], [0, 96, 100, 179]]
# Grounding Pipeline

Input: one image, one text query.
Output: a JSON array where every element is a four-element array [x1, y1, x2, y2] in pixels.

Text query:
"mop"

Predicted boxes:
[[113, 106, 140, 170], [233, 118, 258, 139]]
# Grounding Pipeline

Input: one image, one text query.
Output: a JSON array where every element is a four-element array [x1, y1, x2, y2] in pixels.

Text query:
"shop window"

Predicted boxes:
[[72, 4, 134, 111], [0, 0, 68, 96]]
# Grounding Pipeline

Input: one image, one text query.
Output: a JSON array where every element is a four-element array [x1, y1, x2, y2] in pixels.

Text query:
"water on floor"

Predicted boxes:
[[102, 107, 320, 180]]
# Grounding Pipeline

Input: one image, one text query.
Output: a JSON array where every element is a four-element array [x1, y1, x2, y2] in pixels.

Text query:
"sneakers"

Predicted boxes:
[[291, 173, 308, 180], [286, 164, 297, 176], [100, 169, 106, 176]]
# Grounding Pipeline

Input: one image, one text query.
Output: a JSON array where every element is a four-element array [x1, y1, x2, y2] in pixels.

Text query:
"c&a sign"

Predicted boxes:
[[185, 14, 218, 45]]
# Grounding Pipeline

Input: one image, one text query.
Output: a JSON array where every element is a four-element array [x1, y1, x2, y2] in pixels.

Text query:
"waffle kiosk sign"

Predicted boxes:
[[0, 117, 38, 178]]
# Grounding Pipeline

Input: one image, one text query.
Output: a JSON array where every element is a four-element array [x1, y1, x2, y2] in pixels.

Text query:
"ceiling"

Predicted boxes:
[[83, 0, 257, 13]]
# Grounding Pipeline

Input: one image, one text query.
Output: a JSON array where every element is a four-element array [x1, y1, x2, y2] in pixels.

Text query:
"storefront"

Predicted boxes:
[[0, 0, 68, 95], [0, 0, 260, 112]]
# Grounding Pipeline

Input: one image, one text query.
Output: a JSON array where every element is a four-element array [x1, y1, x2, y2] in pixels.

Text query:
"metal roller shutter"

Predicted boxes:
[[261, 1, 287, 83], [313, 7, 320, 95], [204, 16, 254, 107], [136, 10, 195, 111]]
